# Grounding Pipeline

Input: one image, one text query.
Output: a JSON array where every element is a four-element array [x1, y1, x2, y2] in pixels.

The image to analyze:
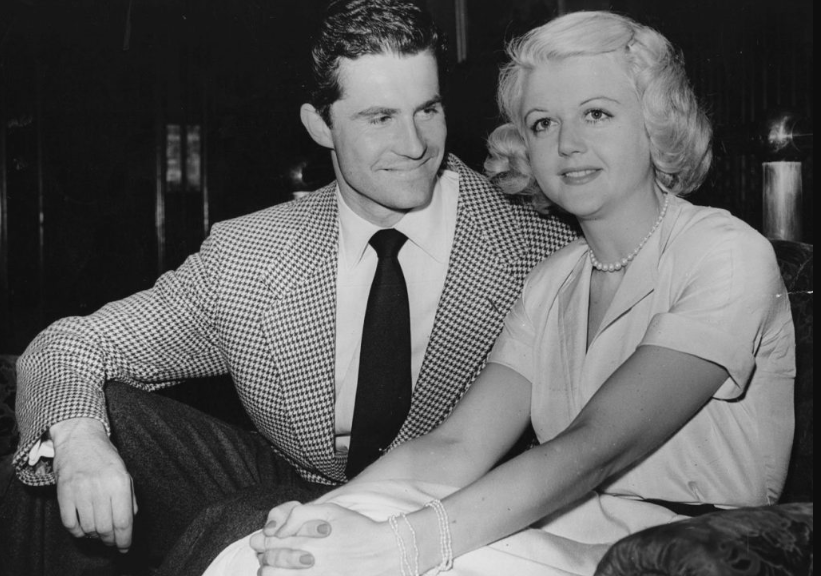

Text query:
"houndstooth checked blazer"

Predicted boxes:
[[15, 155, 576, 486]]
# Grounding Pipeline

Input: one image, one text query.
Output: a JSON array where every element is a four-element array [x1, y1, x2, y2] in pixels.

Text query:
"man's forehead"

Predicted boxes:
[[334, 49, 439, 99]]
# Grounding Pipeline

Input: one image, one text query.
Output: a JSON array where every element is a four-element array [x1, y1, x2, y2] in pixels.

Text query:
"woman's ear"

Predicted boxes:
[[300, 103, 334, 149]]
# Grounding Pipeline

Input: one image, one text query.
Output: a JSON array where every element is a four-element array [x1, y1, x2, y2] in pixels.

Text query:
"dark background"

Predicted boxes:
[[0, 0, 813, 352]]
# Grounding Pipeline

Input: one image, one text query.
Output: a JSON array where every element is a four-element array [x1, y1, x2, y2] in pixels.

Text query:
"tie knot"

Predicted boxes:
[[369, 229, 407, 259]]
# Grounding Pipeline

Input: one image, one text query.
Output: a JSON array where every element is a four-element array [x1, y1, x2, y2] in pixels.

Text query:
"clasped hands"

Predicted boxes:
[[250, 501, 395, 575]]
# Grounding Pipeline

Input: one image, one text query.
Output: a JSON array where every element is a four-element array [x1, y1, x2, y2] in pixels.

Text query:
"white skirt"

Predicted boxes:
[[202, 479, 683, 576]]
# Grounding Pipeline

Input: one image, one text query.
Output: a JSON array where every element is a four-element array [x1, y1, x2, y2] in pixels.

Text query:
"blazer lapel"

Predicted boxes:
[[396, 160, 528, 441], [259, 185, 341, 475]]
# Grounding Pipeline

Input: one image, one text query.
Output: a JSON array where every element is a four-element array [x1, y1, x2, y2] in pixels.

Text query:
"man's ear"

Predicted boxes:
[[300, 103, 333, 149]]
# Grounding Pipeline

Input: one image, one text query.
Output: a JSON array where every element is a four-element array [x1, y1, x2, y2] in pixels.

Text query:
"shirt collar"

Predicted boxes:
[[337, 169, 459, 270]]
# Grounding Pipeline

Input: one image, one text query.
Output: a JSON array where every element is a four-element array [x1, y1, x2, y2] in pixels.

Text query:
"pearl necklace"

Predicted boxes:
[[589, 193, 670, 273]]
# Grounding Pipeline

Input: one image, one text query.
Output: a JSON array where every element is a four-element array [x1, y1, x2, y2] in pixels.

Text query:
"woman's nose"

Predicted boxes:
[[557, 122, 587, 157]]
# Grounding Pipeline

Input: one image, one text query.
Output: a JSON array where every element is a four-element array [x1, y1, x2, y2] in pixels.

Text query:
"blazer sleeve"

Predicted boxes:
[[14, 231, 229, 486]]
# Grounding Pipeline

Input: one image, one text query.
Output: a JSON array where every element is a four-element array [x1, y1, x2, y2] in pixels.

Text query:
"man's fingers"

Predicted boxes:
[[93, 502, 116, 546], [261, 547, 315, 569], [132, 486, 139, 516], [75, 496, 98, 536], [111, 483, 136, 552], [56, 484, 85, 537], [55, 457, 135, 549]]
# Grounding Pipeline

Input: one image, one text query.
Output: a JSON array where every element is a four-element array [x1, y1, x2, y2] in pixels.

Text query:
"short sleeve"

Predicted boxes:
[[488, 278, 538, 383], [640, 225, 788, 399]]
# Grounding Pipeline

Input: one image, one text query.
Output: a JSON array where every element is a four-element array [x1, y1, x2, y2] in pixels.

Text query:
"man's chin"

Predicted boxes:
[[391, 185, 437, 211]]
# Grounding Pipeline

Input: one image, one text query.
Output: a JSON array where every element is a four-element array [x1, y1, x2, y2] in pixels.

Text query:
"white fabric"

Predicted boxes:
[[490, 197, 795, 507], [202, 480, 683, 576], [334, 171, 458, 450]]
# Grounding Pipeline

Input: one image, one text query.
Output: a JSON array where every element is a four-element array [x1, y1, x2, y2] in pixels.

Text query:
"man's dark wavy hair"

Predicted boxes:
[[308, 0, 447, 126]]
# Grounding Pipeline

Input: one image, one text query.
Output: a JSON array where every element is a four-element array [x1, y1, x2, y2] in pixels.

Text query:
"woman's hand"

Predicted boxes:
[[250, 502, 396, 575]]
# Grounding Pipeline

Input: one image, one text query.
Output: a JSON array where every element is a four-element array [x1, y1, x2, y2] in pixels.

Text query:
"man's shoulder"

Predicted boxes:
[[210, 183, 337, 245], [447, 155, 577, 260], [448, 154, 574, 225]]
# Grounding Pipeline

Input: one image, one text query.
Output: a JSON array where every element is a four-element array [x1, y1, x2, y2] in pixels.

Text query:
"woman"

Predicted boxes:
[[205, 11, 794, 576]]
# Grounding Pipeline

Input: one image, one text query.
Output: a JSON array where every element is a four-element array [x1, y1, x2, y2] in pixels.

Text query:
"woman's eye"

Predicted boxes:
[[530, 118, 553, 133], [585, 109, 611, 123]]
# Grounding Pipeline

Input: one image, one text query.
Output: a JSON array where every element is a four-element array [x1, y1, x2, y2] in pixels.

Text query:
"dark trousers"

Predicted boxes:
[[0, 382, 332, 576]]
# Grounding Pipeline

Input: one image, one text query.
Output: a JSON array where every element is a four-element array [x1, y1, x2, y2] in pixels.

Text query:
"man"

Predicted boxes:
[[0, 1, 574, 574]]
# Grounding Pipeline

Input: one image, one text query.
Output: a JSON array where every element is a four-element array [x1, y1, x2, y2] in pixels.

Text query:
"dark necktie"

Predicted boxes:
[[346, 229, 412, 478]]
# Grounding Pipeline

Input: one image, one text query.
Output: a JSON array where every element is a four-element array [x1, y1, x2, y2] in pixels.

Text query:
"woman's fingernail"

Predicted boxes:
[[300, 553, 314, 566], [317, 522, 330, 535]]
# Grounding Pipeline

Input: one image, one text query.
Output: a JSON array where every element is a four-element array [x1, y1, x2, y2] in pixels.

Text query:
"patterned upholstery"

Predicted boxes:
[[595, 503, 813, 576], [773, 241, 814, 505], [595, 240, 813, 576]]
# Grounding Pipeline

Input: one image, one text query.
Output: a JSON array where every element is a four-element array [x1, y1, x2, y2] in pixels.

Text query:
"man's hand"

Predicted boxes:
[[50, 417, 138, 553]]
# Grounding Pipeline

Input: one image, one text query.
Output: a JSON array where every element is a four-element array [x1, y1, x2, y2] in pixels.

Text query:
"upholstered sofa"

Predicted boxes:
[[0, 240, 813, 575]]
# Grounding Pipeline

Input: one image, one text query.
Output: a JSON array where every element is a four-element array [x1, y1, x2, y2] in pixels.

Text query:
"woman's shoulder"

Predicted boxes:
[[670, 198, 771, 248], [664, 197, 779, 279]]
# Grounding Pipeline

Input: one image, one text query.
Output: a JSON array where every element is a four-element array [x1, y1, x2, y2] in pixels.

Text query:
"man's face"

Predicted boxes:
[[324, 51, 447, 227]]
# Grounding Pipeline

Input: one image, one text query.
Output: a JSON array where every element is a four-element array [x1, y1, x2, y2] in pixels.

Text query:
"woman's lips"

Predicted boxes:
[[560, 168, 600, 185]]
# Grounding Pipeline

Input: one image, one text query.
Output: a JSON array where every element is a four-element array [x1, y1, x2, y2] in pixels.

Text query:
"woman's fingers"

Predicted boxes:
[[260, 546, 315, 569], [264, 501, 302, 535], [273, 504, 332, 538]]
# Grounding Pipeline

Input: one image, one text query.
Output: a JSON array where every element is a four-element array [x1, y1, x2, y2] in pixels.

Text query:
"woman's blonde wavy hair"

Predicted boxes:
[[484, 11, 712, 213]]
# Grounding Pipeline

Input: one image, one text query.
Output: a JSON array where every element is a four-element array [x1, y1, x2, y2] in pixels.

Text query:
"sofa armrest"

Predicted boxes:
[[594, 502, 813, 576]]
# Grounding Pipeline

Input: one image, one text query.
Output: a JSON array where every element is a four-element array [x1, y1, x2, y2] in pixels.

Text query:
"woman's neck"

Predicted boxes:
[[580, 187, 666, 266]]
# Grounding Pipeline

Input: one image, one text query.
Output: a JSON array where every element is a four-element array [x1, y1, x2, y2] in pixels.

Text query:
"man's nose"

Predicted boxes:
[[394, 118, 426, 158]]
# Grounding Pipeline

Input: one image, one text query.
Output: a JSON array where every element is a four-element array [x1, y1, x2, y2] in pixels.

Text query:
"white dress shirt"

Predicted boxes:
[[333, 169, 459, 450]]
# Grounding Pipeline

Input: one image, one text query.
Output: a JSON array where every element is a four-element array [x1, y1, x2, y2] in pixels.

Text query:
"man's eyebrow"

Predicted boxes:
[[416, 96, 443, 112], [351, 97, 443, 120], [353, 107, 398, 120]]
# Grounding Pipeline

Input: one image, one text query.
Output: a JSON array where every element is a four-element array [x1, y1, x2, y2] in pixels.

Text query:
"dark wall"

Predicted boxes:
[[0, 0, 814, 352], [1, 0, 328, 351]]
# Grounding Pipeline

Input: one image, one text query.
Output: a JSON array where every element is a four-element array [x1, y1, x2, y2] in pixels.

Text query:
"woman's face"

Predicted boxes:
[[520, 53, 656, 222]]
